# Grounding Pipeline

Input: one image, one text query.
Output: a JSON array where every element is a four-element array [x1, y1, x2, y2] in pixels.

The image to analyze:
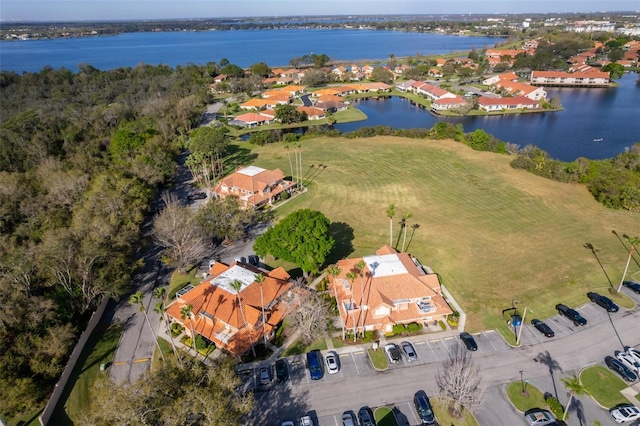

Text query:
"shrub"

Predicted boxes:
[[280, 191, 290, 200], [406, 322, 422, 333], [545, 395, 564, 419], [392, 324, 406, 335], [170, 323, 184, 337]]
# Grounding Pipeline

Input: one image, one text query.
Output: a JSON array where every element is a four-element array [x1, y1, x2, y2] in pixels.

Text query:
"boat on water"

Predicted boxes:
[[593, 138, 603, 142]]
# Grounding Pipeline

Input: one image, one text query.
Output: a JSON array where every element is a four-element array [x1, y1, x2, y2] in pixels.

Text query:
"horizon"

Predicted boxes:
[[1, 1, 639, 23]]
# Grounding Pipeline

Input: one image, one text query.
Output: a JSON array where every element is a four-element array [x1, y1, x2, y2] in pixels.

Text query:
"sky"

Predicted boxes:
[[1, 0, 639, 22]]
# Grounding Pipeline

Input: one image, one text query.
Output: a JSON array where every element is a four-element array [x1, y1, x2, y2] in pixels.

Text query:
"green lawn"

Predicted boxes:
[[367, 348, 389, 370], [374, 406, 397, 426], [281, 337, 328, 357], [506, 381, 547, 412], [53, 324, 123, 425], [247, 135, 640, 331], [580, 365, 629, 408], [432, 397, 479, 426], [168, 268, 200, 299]]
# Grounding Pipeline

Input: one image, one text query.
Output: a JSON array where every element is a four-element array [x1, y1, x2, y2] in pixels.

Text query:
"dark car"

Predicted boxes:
[[306, 350, 324, 380], [605, 355, 638, 382], [248, 254, 260, 266], [275, 358, 289, 382], [258, 366, 272, 385], [623, 280, 640, 294], [555, 304, 587, 326], [357, 407, 376, 426], [187, 191, 207, 201], [384, 343, 402, 364], [531, 319, 555, 338], [460, 332, 478, 351], [414, 390, 436, 425], [587, 292, 619, 312]]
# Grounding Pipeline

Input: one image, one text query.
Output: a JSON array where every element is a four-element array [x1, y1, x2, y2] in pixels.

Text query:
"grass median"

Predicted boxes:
[[432, 397, 479, 426], [249, 135, 640, 331], [580, 365, 629, 408], [506, 381, 546, 412]]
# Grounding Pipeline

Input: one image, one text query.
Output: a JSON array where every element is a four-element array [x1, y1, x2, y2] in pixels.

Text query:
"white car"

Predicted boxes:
[[610, 404, 640, 423], [616, 351, 640, 374], [325, 351, 340, 374], [282, 422, 295, 426], [627, 347, 640, 364]]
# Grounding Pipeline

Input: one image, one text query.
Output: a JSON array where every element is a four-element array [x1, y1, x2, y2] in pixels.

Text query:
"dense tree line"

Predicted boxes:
[[0, 63, 210, 418]]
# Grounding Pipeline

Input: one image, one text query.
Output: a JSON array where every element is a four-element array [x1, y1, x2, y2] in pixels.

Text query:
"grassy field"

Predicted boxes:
[[580, 365, 629, 408], [280, 337, 328, 357], [246, 135, 639, 331], [506, 381, 547, 412]]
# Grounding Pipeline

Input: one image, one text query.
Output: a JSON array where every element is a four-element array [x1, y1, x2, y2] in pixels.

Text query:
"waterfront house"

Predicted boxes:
[[166, 262, 293, 357], [328, 246, 453, 336], [477, 96, 540, 112], [296, 106, 326, 120], [240, 98, 270, 110], [530, 70, 610, 87], [229, 112, 274, 128], [431, 95, 467, 112], [212, 165, 296, 208], [396, 80, 417, 92]]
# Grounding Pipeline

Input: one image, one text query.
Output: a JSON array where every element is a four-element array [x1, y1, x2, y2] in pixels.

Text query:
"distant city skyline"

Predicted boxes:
[[1, 0, 639, 22]]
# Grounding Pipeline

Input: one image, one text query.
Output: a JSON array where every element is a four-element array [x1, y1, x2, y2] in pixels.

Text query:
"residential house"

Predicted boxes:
[[212, 165, 296, 208], [314, 100, 348, 113], [240, 98, 270, 110], [477, 95, 540, 112], [329, 246, 453, 335], [166, 262, 293, 357], [431, 95, 467, 112], [482, 72, 518, 86], [395, 80, 417, 92], [296, 106, 326, 120], [229, 112, 274, 128], [494, 81, 547, 101], [530, 70, 610, 87]]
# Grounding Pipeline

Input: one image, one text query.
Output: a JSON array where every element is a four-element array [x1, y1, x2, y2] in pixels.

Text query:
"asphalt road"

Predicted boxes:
[[248, 291, 640, 426]]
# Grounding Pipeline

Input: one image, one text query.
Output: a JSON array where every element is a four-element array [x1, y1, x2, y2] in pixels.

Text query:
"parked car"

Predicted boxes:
[[587, 292, 619, 312], [531, 319, 555, 338], [275, 358, 289, 382], [306, 350, 324, 380], [282, 422, 295, 426], [341, 411, 357, 426], [259, 366, 272, 385], [555, 304, 587, 326], [524, 408, 557, 426], [187, 191, 207, 201], [325, 351, 340, 374], [623, 281, 640, 294], [605, 355, 638, 382], [299, 416, 314, 426], [626, 347, 640, 364], [384, 343, 402, 364], [401, 341, 418, 361], [616, 351, 640, 374], [460, 332, 478, 351], [248, 254, 260, 266], [610, 404, 640, 423], [413, 390, 436, 425], [358, 407, 376, 426]]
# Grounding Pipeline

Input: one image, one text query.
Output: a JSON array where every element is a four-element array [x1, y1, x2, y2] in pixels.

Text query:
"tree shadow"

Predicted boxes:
[[567, 397, 586, 426], [326, 221, 355, 265], [607, 311, 625, 350], [583, 243, 613, 288], [612, 230, 640, 269], [534, 351, 563, 400], [224, 144, 258, 172], [244, 378, 311, 425], [301, 163, 328, 187], [392, 406, 411, 426]]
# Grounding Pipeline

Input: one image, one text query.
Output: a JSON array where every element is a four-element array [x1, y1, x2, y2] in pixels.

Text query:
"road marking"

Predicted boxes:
[[414, 341, 426, 346], [351, 353, 360, 375], [442, 336, 453, 340], [113, 361, 127, 366], [353, 351, 363, 355], [133, 358, 150, 363], [484, 332, 499, 351]]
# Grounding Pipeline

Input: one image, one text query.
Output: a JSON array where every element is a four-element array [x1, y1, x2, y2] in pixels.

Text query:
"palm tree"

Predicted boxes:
[[180, 304, 198, 355], [386, 204, 395, 247], [230, 279, 256, 358], [355, 260, 366, 339], [346, 271, 358, 341], [326, 264, 344, 339], [401, 212, 412, 252], [406, 223, 420, 252], [129, 291, 165, 361], [255, 273, 267, 345], [617, 235, 639, 293], [153, 287, 181, 366], [561, 374, 586, 421]]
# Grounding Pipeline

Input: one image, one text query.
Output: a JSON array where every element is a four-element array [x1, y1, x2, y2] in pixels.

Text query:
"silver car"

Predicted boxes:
[[325, 351, 340, 374], [401, 341, 418, 361]]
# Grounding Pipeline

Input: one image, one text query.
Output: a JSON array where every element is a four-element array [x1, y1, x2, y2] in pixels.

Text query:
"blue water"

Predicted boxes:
[[336, 72, 640, 161], [0, 29, 501, 73]]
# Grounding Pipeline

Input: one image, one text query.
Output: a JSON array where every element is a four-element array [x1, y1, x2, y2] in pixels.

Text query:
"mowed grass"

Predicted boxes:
[[506, 381, 547, 412], [580, 365, 629, 408], [248, 136, 640, 331]]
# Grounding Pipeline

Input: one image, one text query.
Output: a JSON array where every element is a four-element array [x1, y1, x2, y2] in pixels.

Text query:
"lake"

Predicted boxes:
[[336, 72, 640, 161], [0, 29, 501, 73]]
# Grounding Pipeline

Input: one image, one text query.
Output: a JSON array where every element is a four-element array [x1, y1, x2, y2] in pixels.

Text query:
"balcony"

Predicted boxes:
[[418, 301, 436, 313]]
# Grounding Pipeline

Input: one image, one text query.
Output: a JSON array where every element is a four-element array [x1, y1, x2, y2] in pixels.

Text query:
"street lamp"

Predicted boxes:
[[516, 307, 532, 345], [520, 370, 525, 394]]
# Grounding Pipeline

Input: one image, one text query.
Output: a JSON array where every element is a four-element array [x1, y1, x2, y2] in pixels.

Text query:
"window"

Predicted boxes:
[[342, 278, 350, 290], [343, 301, 357, 311]]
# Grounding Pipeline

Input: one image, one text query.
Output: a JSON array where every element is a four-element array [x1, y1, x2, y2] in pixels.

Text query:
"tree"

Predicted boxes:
[[293, 290, 329, 345], [437, 344, 484, 417], [249, 61, 271, 77], [275, 104, 307, 124], [602, 63, 625, 80], [152, 193, 209, 270], [220, 63, 244, 78], [230, 279, 256, 358], [345, 271, 358, 340], [386, 203, 395, 247], [255, 273, 267, 345], [617, 235, 639, 292], [130, 291, 165, 361], [153, 287, 181, 366], [370, 67, 394, 84], [186, 126, 229, 189], [180, 304, 198, 355], [301, 68, 329, 86], [310, 53, 330, 68], [401, 212, 412, 252], [561, 374, 586, 421], [253, 209, 335, 278], [355, 260, 367, 339], [326, 264, 344, 339]]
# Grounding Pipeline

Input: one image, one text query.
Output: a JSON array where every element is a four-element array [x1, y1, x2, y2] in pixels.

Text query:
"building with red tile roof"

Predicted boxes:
[[530, 70, 610, 87], [229, 112, 274, 128], [240, 98, 270, 110], [431, 95, 467, 112], [477, 96, 540, 112], [166, 262, 293, 357], [296, 106, 326, 120], [329, 246, 452, 336], [212, 165, 296, 208]]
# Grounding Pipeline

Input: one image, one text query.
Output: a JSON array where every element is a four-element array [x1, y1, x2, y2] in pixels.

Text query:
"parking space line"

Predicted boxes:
[[350, 353, 360, 375], [425, 340, 439, 360], [406, 400, 419, 425]]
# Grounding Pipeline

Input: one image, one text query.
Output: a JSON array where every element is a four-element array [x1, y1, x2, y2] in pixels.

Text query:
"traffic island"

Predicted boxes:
[[373, 406, 397, 426], [367, 348, 389, 370], [505, 381, 546, 412], [431, 396, 479, 426]]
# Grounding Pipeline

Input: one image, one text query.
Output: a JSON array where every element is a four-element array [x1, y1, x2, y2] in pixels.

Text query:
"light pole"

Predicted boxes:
[[520, 370, 525, 394], [516, 307, 531, 345]]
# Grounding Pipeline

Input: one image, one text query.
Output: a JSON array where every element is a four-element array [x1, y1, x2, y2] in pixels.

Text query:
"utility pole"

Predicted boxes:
[[516, 307, 530, 345]]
